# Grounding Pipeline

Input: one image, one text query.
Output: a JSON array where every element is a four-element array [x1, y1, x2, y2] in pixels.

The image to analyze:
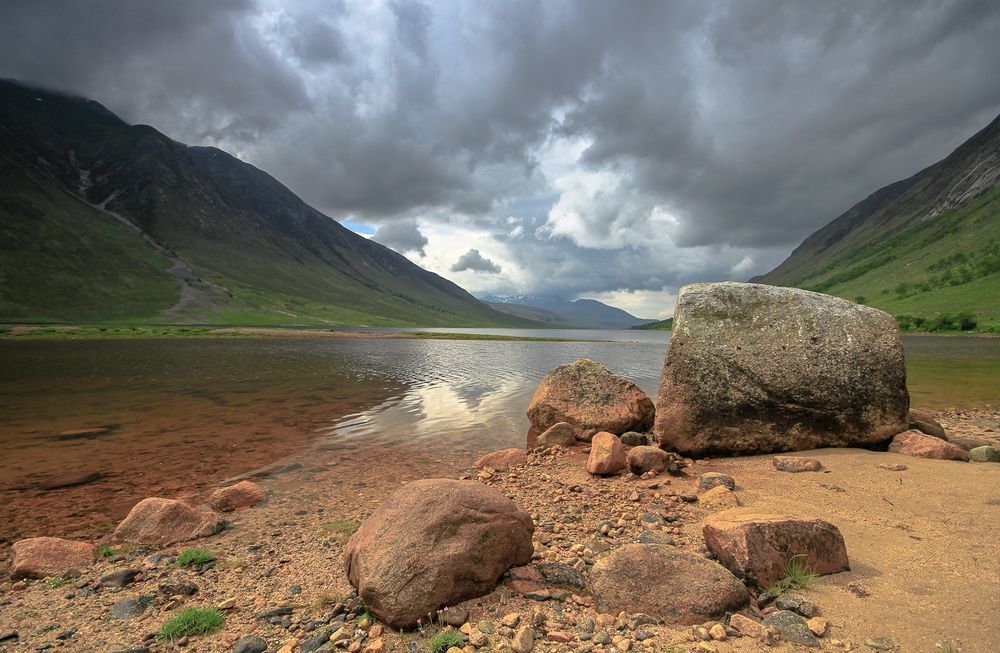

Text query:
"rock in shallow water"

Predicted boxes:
[[654, 282, 908, 456], [343, 479, 533, 628], [208, 480, 266, 512], [475, 448, 527, 469], [527, 358, 654, 441]]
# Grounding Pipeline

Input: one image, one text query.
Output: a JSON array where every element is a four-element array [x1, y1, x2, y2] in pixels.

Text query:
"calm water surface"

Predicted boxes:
[[0, 331, 996, 541]]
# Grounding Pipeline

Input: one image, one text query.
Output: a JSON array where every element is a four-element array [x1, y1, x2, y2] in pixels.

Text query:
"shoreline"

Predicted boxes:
[[0, 325, 601, 342], [0, 407, 997, 652]]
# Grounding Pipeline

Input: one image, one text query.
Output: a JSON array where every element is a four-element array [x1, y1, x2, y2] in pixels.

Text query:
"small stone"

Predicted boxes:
[[477, 620, 494, 634], [439, 607, 469, 627], [233, 635, 267, 653], [772, 456, 823, 473], [694, 643, 716, 653], [807, 617, 829, 637], [546, 631, 574, 643], [698, 472, 735, 491], [591, 630, 611, 645], [864, 636, 896, 650], [218, 598, 237, 610], [709, 624, 727, 640], [111, 595, 154, 620], [762, 610, 818, 647], [877, 463, 908, 471], [363, 638, 385, 653], [775, 593, 817, 617], [501, 612, 520, 628], [969, 445, 1000, 462], [611, 636, 633, 651], [99, 569, 141, 589], [468, 631, 489, 648], [728, 614, 769, 639], [511, 626, 534, 653], [699, 486, 739, 510]]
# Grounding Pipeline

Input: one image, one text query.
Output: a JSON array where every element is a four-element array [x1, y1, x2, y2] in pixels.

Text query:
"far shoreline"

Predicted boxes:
[[0, 324, 604, 343]]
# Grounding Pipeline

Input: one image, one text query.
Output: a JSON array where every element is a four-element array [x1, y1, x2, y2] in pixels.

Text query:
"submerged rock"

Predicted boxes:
[[527, 359, 654, 441], [475, 448, 527, 469], [343, 479, 533, 628], [590, 544, 748, 624], [654, 282, 908, 456]]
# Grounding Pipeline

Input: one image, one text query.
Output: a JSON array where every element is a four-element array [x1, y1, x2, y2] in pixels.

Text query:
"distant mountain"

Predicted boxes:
[[480, 295, 651, 329], [755, 112, 1000, 331], [0, 79, 539, 326]]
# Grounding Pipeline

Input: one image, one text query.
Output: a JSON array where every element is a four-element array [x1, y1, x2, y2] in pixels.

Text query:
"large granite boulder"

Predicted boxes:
[[590, 544, 748, 624], [654, 283, 908, 456], [343, 479, 533, 628], [10, 537, 95, 580], [113, 498, 226, 546], [527, 359, 654, 441], [702, 510, 849, 587]]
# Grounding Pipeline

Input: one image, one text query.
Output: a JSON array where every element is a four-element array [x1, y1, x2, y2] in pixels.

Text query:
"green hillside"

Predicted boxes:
[[632, 318, 672, 330], [0, 80, 539, 327], [757, 113, 1000, 332]]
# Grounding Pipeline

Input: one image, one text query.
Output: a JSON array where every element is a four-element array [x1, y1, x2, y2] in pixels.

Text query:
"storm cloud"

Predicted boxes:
[[451, 249, 502, 274], [2, 0, 998, 316]]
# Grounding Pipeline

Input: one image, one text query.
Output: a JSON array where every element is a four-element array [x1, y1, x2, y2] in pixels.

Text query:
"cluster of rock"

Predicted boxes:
[[8, 480, 266, 581]]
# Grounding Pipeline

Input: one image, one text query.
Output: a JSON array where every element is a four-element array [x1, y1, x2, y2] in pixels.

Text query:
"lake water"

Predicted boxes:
[[0, 331, 996, 542]]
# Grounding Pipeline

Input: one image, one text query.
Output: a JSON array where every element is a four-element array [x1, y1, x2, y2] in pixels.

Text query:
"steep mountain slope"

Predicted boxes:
[[756, 113, 1000, 331], [482, 301, 579, 327], [0, 80, 538, 326], [481, 295, 651, 329]]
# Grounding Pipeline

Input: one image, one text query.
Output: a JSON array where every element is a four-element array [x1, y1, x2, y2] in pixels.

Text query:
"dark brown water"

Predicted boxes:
[[0, 332, 996, 543]]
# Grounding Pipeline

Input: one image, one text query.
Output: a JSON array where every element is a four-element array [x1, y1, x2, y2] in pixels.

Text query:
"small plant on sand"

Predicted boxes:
[[936, 643, 964, 653], [175, 548, 216, 567], [766, 554, 817, 595], [325, 519, 360, 542], [157, 607, 225, 640], [97, 545, 115, 558], [44, 577, 66, 589], [429, 630, 464, 653]]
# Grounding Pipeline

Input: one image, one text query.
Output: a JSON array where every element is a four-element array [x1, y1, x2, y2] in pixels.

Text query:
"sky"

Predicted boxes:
[[2, 1, 999, 318]]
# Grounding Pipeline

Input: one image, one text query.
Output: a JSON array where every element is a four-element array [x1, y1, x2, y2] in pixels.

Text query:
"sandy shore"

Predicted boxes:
[[0, 410, 997, 653]]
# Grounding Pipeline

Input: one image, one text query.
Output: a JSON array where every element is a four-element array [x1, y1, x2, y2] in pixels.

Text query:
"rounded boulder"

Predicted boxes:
[[590, 544, 749, 624], [10, 537, 95, 580], [343, 479, 534, 628], [113, 497, 226, 546], [527, 359, 654, 441]]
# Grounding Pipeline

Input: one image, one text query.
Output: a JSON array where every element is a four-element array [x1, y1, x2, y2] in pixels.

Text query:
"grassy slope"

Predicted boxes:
[[632, 318, 673, 330], [758, 114, 1000, 332], [765, 188, 999, 330], [0, 80, 538, 327]]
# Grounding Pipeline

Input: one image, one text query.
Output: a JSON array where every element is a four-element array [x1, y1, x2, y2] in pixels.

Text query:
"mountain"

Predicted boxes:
[[755, 113, 1000, 331], [0, 79, 539, 326], [482, 301, 578, 327], [480, 295, 651, 329]]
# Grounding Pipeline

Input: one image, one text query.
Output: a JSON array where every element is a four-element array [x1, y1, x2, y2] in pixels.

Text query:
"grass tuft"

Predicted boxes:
[[766, 554, 817, 595], [44, 577, 66, 589], [325, 519, 361, 542], [175, 548, 216, 567], [429, 630, 464, 653], [157, 607, 225, 640], [97, 545, 115, 558]]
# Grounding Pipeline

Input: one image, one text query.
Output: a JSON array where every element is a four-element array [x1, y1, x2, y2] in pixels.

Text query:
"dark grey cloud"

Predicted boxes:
[[451, 249, 501, 274], [2, 0, 998, 311], [373, 219, 428, 256]]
